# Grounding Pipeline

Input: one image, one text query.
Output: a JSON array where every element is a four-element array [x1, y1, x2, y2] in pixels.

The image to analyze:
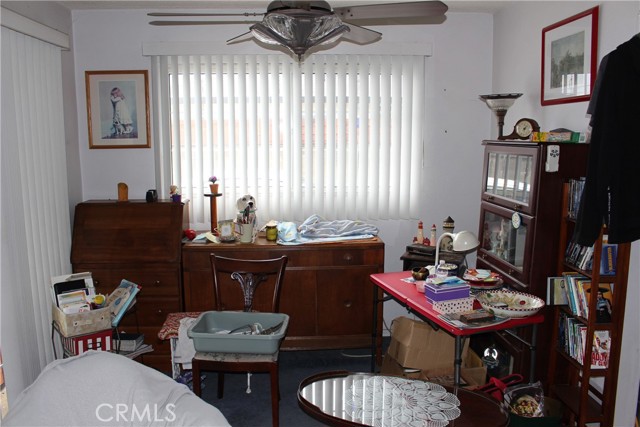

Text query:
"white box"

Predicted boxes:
[[431, 297, 475, 314]]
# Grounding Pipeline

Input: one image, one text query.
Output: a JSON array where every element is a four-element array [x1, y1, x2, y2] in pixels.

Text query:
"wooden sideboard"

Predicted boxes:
[[182, 237, 385, 350], [70, 200, 188, 371]]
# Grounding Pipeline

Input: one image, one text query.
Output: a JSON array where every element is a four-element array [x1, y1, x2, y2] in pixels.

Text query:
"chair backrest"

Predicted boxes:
[[210, 255, 288, 312]]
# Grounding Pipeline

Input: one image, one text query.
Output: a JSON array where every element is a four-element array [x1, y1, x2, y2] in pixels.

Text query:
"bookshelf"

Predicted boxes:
[[547, 182, 631, 427]]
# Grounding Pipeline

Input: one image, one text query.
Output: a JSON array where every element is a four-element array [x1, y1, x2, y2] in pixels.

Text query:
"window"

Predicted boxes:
[[152, 54, 425, 228]]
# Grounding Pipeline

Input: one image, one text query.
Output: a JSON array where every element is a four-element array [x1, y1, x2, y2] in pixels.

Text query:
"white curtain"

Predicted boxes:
[[151, 54, 425, 229], [1, 27, 71, 399]]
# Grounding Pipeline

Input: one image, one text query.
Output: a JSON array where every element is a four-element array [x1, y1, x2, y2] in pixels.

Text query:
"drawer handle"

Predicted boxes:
[[155, 280, 161, 285], [344, 300, 353, 308], [343, 253, 353, 262]]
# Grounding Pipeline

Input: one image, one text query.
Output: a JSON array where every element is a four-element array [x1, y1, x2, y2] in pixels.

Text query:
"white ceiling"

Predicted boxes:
[[56, 1, 506, 14]]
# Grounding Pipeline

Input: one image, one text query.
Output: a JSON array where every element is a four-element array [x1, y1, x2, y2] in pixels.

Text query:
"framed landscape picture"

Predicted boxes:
[[541, 7, 599, 106], [85, 70, 150, 148]]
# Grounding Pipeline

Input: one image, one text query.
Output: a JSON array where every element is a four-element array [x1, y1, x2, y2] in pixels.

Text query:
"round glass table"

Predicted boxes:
[[298, 371, 509, 427]]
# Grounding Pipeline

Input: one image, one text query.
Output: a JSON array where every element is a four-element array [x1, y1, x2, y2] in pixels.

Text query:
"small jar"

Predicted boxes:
[[266, 225, 278, 241], [436, 262, 458, 278]]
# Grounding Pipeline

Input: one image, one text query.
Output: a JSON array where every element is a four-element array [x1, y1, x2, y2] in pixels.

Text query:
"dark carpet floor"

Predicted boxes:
[[198, 346, 383, 427]]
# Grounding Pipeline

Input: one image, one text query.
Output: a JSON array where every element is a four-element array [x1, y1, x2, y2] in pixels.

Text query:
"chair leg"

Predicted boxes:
[[217, 372, 225, 399], [269, 364, 279, 427], [192, 360, 201, 397]]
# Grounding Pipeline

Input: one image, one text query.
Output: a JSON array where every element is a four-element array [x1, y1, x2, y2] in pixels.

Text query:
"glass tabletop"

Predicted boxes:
[[298, 371, 509, 427]]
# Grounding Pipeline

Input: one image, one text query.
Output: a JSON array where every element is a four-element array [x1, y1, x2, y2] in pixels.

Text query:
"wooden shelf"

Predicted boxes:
[[547, 182, 631, 427], [552, 384, 603, 423]]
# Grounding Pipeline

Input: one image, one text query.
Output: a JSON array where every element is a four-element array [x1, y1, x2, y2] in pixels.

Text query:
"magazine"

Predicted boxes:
[[591, 330, 610, 368], [438, 310, 509, 329], [106, 279, 141, 327]]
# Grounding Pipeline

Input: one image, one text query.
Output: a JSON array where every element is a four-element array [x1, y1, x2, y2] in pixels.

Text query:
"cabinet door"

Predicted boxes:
[[317, 265, 377, 336], [477, 202, 533, 289], [482, 144, 539, 215]]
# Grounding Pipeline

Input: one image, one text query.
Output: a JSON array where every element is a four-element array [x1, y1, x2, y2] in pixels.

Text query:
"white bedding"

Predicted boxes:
[[3, 351, 231, 427]]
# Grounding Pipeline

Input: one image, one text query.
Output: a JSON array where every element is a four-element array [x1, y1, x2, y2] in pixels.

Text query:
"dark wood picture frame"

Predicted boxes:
[[85, 70, 150, 148], [541, 7, 599, 106]]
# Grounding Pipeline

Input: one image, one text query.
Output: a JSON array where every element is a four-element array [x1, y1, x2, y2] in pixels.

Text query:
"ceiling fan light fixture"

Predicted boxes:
[[250, 12, 349, 60]]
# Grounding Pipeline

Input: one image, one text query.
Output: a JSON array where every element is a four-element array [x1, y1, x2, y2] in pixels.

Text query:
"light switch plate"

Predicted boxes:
[[545, 144, 560, 172]]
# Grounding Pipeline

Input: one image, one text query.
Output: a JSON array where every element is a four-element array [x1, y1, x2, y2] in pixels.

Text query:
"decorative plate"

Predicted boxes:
[[463, 269, 504, 290], [476, 290, 545, 318]]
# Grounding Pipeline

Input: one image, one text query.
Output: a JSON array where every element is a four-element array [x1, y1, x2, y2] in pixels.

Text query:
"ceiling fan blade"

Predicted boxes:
[[341, 23, 381, 45], [334, 1, 447, 24], [227, 31, 255, 45], [149, 20, 260, 26], [148, 12, 264, 18]]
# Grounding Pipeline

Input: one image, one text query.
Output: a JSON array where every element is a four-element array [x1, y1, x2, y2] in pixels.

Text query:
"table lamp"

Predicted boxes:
[[434, 230, 480, 267]]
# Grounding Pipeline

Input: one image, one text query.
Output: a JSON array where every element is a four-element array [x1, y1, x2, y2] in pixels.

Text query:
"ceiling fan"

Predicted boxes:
[[148, 1, 448, 60]]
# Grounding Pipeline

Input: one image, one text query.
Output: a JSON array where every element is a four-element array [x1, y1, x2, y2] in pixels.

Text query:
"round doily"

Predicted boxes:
[[344, 376, 461, 426]]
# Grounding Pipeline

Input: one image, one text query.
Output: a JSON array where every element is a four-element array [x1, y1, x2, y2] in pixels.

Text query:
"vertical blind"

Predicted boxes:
[[1, 26, 70, 398], [151, 54, 425, 228]]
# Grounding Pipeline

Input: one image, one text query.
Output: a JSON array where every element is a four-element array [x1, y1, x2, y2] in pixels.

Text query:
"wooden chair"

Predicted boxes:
[[191, 255, 288, 427]]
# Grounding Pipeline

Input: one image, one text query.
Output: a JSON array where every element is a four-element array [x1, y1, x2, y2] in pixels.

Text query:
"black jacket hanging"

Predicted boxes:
[[574, 34, 640, 246]]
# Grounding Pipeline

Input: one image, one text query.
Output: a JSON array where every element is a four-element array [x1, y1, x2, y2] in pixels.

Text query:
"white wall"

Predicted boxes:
[[492, 2, 640, 425]]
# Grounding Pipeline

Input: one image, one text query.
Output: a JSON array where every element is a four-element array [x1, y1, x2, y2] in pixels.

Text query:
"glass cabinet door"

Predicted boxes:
[[482, 144, 539, 215], [477, 202, 534, 289]]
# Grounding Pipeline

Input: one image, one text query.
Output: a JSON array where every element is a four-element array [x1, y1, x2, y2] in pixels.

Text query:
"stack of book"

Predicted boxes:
[[558, 312, 610, 368], [548, 273, 614, 323], [567, 177, 586, 220], [114, 332, 153, 359], [564, 239, 618, 275]]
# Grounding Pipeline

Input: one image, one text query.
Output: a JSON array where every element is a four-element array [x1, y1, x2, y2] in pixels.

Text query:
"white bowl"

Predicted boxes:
[[475, 290, 545, 318]]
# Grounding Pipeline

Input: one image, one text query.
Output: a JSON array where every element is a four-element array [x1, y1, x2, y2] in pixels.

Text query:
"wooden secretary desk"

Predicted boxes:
[[70, 200, 188, 371], [182, 237, 385, 350]]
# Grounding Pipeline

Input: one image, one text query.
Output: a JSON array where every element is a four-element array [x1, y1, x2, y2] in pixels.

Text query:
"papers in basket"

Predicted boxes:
[[106, 279, 141, 327], [51, 274, 141, 328]]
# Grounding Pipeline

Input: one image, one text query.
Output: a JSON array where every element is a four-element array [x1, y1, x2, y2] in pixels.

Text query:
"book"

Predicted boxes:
[[600, 244, 617, 275], [547, 276, 569, 305], [114, 332, 144, 352], [595, 283, 614, 323], [576, 279, 592, 318], [107, 279, 141, 327], [119, 343, 154, 360], [562, 272, 587, 316], [591, 330, 611, 368], [567, 177, 586, 220], [51, 272, 95, 307]]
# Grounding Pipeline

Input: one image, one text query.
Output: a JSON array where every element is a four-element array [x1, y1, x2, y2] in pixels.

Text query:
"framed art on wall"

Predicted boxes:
[[541, 6, 599, 106], [85, 70, 150, 148]]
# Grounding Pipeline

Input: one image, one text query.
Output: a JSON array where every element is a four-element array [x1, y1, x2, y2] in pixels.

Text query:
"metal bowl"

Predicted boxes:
[[411, 267, 428, 281]]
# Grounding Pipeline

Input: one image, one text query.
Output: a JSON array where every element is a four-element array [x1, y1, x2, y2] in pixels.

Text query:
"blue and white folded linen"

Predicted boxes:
[[277, 214, 378, 245]]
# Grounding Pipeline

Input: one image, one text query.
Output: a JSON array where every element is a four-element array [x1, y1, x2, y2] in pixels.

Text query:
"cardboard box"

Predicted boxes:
[[386, 316, 469, 371], [420, 347, 487, 387], [381, 316, 487, 387], [381, 349, 486, 387]]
